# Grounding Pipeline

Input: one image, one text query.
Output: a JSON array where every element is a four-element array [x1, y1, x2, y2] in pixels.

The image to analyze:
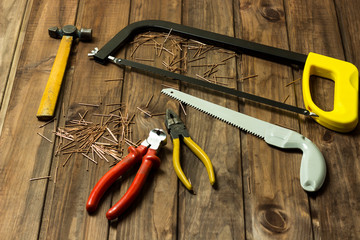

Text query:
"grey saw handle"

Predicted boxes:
[[265, 126, 326, 192]]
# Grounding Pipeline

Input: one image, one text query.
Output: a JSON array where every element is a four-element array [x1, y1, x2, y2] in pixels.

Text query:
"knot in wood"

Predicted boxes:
[[259, 6, 283, 22], [322, 130, 334, 143], [258, 204, 289, 234]]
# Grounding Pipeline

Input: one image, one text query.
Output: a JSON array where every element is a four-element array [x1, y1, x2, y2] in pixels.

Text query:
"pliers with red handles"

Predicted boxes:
[[86, 129, 167, 220]]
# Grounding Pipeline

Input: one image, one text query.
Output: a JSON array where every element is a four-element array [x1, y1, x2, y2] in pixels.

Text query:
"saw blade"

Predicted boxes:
[[161, 88, 273, 138], [105, 56, 313, 117]]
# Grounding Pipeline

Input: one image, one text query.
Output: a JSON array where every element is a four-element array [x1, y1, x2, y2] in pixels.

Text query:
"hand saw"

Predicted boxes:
[[89, 20, 359, 132], [161, 88, 326, 192]]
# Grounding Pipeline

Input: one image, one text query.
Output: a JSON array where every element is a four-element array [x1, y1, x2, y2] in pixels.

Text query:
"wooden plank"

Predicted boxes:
[[38, 0, 132, 239], [0, 0, 28, 105], [0, 0, 357, 239], [234, 0, 313, 239], [0, 0, 31, 134], [181, 0, 245, 239], [0, 0, 79, 239], [285, 0, 360, 239], [107, 0, 181, 239], [334, 1, 360, 65]]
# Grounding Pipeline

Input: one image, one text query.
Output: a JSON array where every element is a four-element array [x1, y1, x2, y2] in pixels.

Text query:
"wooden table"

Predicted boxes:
[[1, 0, 359, 239]]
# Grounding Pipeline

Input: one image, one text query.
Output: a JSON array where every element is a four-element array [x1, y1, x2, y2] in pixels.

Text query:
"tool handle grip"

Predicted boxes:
[[86, 145, 147, 213], [36, 36, 73, 121], [106, 149, 160, 220], [172, 138, 193, 190], [265, 126, 326, 192], [296, 136, 326, 192], [302, 52, 359, 132], [183, 137, 215, 186]]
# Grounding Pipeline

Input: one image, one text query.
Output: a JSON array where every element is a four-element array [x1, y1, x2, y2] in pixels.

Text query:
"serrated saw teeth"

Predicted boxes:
[[161, 88, 269, 137], [161, 89, 265, 139]]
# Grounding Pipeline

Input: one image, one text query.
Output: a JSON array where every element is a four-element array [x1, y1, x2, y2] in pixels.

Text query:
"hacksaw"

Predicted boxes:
[[89, 20, 359, 132]]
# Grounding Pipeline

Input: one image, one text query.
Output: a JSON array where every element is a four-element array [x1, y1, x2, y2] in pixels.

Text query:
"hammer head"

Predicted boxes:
[[48, 25, 92, 41]]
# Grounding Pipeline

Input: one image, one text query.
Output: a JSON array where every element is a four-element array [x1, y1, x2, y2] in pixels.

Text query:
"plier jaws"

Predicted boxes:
[[165, 109, 215, 192], [86, 128, 167, 220]]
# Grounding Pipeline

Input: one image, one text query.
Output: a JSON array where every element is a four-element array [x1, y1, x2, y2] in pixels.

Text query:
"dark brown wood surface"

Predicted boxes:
[[236, 1, 312, 239], [0, 0, 359, 239]]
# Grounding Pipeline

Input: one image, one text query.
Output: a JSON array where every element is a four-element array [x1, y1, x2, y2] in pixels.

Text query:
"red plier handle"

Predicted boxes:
[[86, 145, 160, 220]]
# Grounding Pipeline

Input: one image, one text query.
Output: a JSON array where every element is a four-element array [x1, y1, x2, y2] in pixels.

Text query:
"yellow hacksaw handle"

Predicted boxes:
[[302, 52, 359, 132], [36, 35, 73, 121]]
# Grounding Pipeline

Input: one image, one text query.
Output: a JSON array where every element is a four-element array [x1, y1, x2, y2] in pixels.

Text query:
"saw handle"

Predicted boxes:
[[302, 52, 359, 132], [37, 35, 73, 121], [265, 126, 326, 192]]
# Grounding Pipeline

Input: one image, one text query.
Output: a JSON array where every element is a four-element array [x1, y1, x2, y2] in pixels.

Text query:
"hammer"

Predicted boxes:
[[37, 25, 92, 121]]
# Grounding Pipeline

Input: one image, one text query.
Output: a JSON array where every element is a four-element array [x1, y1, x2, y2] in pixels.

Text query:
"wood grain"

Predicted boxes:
[[0, 0, 28, 103], [235, 0, 313, 239], [181, 0, 245, 239], [0, 0, 78, 238], [0, 0, 31, 134], [107, 0, 181, 239], [39, 0, 131, 239], [334, 0, 360, 65], [285, 0, 360, 239], [0, 0, 359, 239]]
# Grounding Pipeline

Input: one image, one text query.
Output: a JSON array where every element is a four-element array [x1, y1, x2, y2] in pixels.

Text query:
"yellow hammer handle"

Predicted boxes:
[[36, 35, 73, 121], [172, 138, 193, 190], [183, 137, 215, 186]]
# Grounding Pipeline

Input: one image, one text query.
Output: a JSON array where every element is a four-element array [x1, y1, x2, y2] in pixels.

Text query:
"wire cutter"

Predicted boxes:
[[165, 109, 215, 192], [86, 128, 167, 220]]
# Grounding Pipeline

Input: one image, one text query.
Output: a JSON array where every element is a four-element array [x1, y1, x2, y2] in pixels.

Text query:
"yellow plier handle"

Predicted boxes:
[[173, 137, 215, 191]]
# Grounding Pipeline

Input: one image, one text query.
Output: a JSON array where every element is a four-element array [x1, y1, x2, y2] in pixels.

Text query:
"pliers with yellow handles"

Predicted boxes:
[[165, 109, 215, 192]]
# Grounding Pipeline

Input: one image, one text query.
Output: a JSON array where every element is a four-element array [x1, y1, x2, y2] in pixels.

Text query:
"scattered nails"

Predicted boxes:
[[37, 132, 53, 143], [30, 176, 51, 181]]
